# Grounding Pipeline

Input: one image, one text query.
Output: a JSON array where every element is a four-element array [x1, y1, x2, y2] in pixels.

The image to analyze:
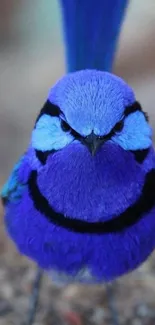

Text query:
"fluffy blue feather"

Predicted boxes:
[[59, 0, 128, 72], [48, 70, 135, 136], [1, 156, 26, 203]]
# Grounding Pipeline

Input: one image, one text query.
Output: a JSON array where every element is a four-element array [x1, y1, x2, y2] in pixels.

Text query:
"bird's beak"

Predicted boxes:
[[83, 133, 105, 156]]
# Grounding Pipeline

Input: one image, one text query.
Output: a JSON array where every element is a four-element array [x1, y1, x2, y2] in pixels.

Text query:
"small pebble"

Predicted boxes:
[[1, 284, 13, 299], [92, 307, 105, 324], [0, 299, 12, 316], [136, 304, 149, 317], [132, 319, 142, 325]]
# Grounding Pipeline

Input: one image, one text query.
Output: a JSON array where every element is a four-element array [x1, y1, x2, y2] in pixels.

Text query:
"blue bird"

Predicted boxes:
[[2, 69, 155, 283], [2, 0, 154, 323]]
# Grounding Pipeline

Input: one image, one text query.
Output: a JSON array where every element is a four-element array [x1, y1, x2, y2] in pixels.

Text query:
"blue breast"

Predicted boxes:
[[37, 141, 146, 222], [4, 143, 155, 282]]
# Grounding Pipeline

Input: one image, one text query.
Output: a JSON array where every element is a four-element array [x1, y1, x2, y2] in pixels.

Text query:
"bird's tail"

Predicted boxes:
[[59, 0, 128, 73]]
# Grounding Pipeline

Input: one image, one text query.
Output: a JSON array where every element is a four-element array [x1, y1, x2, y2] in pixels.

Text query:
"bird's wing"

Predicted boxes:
[[1, 155, 26, 204]]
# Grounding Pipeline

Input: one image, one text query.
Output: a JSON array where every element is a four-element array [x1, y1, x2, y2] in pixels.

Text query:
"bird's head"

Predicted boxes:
[[32, 70, 152, 159]]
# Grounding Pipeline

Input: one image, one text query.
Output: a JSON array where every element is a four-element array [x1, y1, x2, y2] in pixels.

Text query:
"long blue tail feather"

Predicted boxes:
[[59, 0, 128, 72]]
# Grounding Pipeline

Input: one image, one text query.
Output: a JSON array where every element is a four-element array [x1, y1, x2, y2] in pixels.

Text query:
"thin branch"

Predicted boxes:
[[106, 283, 120, 325], [21, 267, 43, 325]]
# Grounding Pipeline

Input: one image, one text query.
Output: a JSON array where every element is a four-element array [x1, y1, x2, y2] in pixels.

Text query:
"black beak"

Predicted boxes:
[[83, 132, 105, 156]]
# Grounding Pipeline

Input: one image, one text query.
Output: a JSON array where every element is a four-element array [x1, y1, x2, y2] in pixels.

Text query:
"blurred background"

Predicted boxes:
[[0, 0, 155, 324]]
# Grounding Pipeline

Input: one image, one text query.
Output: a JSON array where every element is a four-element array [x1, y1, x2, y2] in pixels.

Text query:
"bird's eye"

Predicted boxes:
[[113, 120, 124, 133], [61, 120, 71, 132]]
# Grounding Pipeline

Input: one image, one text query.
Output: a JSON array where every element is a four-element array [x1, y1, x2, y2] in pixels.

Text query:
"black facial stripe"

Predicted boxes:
[[70, 129, 82, 140], [1, 197, 7, 206], [35, 101, 82, 140], [124, 101, 149, 121], [101, 102, 142, 140], [61, 120, 71, 132], [130, 148, 150, 164], [124, 101, 142, 117], [28, 169, 155, 234], [144, 112, 149, 121], [35, 100, 60, 125], [104, 129, 115, 140], [61, 120, 82, 140], [35, 150, 56, 165], [113, 120, 124, 132], [100, 101, 148, 141]]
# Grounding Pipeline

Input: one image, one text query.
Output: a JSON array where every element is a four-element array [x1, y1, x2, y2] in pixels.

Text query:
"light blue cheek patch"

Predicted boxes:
[[113, 111, 152, 150], [32, 114, 74, 151]]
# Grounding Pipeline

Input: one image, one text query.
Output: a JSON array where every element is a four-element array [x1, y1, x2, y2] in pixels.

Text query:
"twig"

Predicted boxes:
[[21, 267, 43, 325], [106, 283, 120, 325]]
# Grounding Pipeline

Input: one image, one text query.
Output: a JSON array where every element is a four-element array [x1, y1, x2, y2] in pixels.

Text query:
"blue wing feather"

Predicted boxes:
[[1, 156, 26, 203]]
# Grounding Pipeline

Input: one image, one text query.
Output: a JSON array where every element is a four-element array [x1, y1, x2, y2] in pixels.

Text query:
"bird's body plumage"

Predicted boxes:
[[2, 70, 155, 283]]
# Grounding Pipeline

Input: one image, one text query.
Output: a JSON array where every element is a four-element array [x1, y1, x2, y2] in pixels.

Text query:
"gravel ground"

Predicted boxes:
[[1, 200, 155, 325]]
